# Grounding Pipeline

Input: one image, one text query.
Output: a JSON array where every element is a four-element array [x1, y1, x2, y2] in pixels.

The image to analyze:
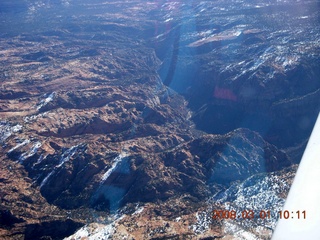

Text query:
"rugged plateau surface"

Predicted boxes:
[[0, 0, 319, 239]]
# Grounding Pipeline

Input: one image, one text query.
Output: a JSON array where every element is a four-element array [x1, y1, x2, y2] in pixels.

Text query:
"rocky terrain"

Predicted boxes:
[[150, 0, 320, 148], [0, 0, 319, 239]]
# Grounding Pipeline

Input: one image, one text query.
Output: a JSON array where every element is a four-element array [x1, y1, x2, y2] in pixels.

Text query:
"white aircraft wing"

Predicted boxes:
[[272, 112, 320, 240]]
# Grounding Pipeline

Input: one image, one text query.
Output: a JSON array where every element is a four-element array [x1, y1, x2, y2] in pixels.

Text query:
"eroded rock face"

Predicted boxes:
[[0, 0, 318, 239]]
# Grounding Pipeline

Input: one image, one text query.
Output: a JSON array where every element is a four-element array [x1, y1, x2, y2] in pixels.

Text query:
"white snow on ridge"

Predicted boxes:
[[40, 145, 81, 189], [133, 206, 144, 215], [19, 141, 42, 163], [190, 212, 211, 234], [57, 145, 79, 168], [40, 171, 54, 189], [24, 112, 48, 123], [64, 223, 115, 240], [11, 124, 23, 133], [0, 122, 22, 143], [35, 154, 46, 165], [8, 139, 30, 153], [37, 92, 55, 110], [101, 153, 126, 183]]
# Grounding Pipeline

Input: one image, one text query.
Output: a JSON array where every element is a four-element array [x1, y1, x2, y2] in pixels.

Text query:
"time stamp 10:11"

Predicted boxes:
[[212, 210, 306, 220]]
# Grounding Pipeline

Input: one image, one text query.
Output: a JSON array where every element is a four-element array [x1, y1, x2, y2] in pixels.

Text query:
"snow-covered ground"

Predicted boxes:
[[100, 153, 127, 183], [209, 171, 291, 239], [64, 205, 144, 240], [19, 141, 42, 163], [37, 92, 55, 110], [64, 223, 115, 240], [0, 121, 22, 143]]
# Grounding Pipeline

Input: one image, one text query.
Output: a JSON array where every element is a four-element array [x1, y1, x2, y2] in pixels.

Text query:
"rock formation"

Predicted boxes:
[[0, 0, 319, 239]]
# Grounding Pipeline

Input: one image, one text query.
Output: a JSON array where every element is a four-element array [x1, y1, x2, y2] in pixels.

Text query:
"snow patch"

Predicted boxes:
[[19, 141, 42, 163], [0, 122, 22, 143], [11, 125, 23, 133], [40, 145, 82, 189], [8, 139, 30, 153], [133, 206, 144, 215], [57, 145, 79, 168], [37, 92, 55, 110], [190, 211, 211, 234], [40, 171, 54, 189], [24, 112, 48, 123], [35, 154, 46, 164], [101, 153, 127, 183], [211, 172, 290, 238], [64, 223, 116, 240]]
